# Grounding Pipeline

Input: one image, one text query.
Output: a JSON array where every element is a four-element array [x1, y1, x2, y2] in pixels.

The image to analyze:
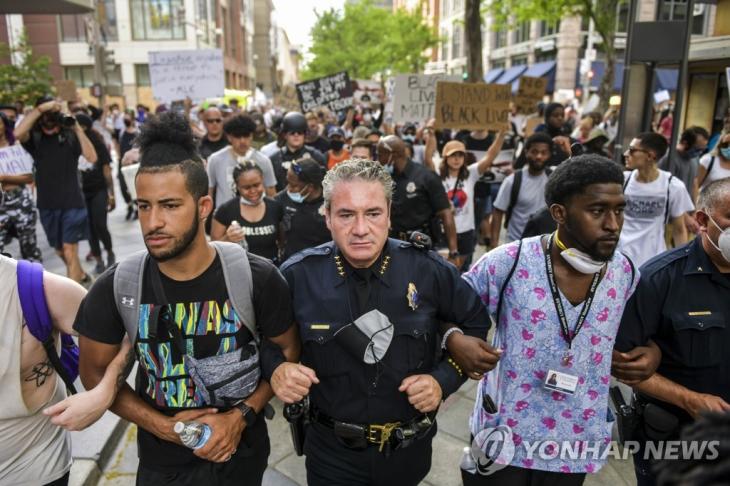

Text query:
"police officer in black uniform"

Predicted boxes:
[[262, 159, 495, 486], [377, 135, 460, 266], [275, 158, 331, 262], [615, 177, 730, 485], [269, 112, 326, 191]]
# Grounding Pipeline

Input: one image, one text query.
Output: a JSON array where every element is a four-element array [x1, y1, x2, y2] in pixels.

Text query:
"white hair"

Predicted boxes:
[[322, 158, 393, 211]]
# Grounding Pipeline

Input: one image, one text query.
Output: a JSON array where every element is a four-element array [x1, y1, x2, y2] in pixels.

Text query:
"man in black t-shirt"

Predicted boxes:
[[73, 113, 296, 486], [14, 97, 97, 286], [197, 107, 229, 160]]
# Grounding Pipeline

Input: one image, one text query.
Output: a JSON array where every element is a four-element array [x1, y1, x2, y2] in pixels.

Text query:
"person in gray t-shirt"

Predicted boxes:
[[207, 114, 277, 208], [658, 126, 708, 200], [491, 133, 553, 245]]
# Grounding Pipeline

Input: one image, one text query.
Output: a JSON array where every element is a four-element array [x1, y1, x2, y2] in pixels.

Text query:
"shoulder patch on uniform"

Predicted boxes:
[[280, 243, 333, 272]]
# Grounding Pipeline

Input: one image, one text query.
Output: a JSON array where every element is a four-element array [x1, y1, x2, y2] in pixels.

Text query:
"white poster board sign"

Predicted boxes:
[[0, 145, 34, 175], [392, 74, 459, 124], [148, 49, 225, 104], [653, 89, 670, 105]]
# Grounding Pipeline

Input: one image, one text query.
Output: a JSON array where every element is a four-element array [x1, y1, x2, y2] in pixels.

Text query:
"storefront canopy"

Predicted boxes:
[[0, 0, 93, 14], [493, 65, 527, 86], [484, 68, 505, 83], [511, 60, 557, 93]]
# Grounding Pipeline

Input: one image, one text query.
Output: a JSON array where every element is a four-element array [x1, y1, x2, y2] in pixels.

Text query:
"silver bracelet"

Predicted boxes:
[[441, 327, 464, 350]]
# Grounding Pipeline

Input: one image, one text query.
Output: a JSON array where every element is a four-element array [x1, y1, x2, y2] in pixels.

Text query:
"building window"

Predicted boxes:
[[535, 51, 556, 62], [59, 15, 88, 42], [511, 55, 528, 66], [659, 0, 707, 34], [440, 27, 448, 60], [130, 0, 186, 40], [491, 60, 506, 70], [135, 64, 151, 86], [452, 24, 463, 59], [99, 0, 118, 41], [616, 3, 629, 33], [65, 66, 95, 88], [514, 21, 530, 44], [540, 20, 559, 37], [494, 28, 507, 49]]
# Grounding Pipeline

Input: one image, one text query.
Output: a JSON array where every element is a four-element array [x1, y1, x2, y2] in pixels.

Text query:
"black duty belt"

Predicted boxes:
[[311, 407, 435, 455]]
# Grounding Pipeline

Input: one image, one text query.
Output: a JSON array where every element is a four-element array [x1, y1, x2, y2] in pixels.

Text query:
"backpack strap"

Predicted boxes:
[[664, 174, 674, 225], [210, 241, 258, 343], [698, 156, 716, 188], [622, 170, 634, 192], [17, 260, 78, 394], [504, 169, 523, 229], [494, 239, 523, 327], [113, 250, 148, 344]]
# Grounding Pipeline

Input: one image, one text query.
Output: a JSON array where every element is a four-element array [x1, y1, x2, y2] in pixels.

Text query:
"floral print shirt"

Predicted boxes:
[[463, 236, 638, 473]]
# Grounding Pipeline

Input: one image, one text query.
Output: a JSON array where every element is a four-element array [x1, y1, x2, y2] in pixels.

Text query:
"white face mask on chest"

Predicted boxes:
[[554, 232, 606, 274]]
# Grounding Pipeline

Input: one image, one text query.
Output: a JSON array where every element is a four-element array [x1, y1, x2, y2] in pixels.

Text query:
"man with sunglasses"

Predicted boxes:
[[619, 132, 694, 267], [197, 107, 229, 161], [269, 112, 326, 191]]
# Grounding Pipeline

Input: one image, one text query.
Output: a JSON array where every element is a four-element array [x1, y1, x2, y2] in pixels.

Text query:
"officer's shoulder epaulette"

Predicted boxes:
[[396, 241, 452, 269], [639, 244, 689, 278], [279, 244, 333, 272]]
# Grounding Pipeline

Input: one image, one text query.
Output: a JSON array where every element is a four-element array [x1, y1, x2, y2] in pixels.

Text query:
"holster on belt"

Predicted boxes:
[[283, 397, 310, 456]]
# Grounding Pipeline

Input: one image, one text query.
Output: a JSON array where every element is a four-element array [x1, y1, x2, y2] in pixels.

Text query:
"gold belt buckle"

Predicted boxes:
[[368, 422, 400, 452]]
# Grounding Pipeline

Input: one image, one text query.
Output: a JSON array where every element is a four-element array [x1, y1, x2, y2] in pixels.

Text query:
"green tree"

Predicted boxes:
[[486, 0, 625, 111], [302, 0, 440, 81], [465, 0, 484, 82], [0, 31, 54, 106]]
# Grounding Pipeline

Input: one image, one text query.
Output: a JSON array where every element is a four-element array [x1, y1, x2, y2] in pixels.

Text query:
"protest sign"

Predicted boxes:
[[383, 77, 395, 125], [54, 80, 78, 102], [434, 82, 511, 131], [514, 76, 547, 114], [296, 72, 354, 114], [392, 74, 459, 124], [149, 49, 225, 103], [0, 145, 34, 176], [276, 83, 300, 112], [353, 79, 383, 105]]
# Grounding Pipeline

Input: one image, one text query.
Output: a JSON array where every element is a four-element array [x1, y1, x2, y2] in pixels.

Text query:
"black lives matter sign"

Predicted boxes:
[[296, 72, 354, 114], [434, 81, 511, 131]]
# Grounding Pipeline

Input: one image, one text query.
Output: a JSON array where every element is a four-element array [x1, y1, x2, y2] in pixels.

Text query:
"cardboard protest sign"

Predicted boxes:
[[392, 74, 459, 124], [514, 76, 547, 114], [434, 82, 511, 131], [0, 145, 34, 176], [296, 72, 354, 114], [54, 80, 78, 102], [149, 49, 225, 103], [276, 83, 300, 112]]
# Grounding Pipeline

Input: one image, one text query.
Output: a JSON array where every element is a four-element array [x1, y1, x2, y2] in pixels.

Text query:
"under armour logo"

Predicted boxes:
[[121, 296, 135, 307]]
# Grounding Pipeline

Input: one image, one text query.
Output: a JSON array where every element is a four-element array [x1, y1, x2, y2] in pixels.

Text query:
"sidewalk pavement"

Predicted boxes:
[[5, 202, 637, 486]]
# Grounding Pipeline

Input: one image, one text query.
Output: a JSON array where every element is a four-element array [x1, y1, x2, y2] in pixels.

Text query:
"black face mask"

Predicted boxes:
[[41, 112, 62, 129], [330, 140, 345, 151]]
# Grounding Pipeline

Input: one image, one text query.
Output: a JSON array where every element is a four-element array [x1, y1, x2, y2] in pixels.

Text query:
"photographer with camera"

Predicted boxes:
[[14, 96, 97, 286]]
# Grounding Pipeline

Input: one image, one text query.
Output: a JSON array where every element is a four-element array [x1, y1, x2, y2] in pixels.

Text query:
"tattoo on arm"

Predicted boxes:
[[25, 360, 53, 387], [115, 348, 135, 391]]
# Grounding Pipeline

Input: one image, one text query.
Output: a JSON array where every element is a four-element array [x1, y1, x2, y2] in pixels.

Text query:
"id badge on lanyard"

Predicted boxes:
[[542, 234, 602, 396]]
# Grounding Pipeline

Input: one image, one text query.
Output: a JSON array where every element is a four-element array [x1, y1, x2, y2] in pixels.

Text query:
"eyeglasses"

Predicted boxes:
[[288, 131, 304, 136], [206, 118, 222, 124], [626, 147, 648, 155]]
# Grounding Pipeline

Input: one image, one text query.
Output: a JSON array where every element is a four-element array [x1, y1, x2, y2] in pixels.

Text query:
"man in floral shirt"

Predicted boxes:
[[461, 155, 659, 485]]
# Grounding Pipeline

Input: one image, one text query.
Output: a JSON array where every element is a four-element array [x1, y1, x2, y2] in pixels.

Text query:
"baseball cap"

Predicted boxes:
[[327, 127, 345, 138], [442, 140, 466, 158], [291, 158, 325, 186]]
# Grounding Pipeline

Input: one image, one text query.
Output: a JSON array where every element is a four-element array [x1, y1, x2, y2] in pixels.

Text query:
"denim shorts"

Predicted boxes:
[[39, 207, 89, 249]]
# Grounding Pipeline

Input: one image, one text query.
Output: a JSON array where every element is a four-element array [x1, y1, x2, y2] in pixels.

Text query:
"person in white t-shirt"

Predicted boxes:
[[491, 132, 555, 246], [695, 132, 730, 195], [620, 132, 695, 267], [438, 133, 505, 270]]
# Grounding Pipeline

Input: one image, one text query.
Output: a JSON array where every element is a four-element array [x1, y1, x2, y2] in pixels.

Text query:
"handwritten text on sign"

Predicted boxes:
[[392, 74, 459, 124], [296, 72, 353, 114], [434, 82, 511, 131], [0, 145, 34, 176], [148, 49, 225, 103], [514, 76, 547, 114]]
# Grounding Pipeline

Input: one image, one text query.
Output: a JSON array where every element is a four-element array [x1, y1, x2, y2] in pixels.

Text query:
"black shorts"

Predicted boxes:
[[39, 207, 88, 249]]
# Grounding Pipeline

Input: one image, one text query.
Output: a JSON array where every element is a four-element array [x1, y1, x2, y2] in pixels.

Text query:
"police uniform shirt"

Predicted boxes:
[[616, 237, 730, 424], [269, 145, 326, 191], [390, 160, 450, 236], [278, 239, 490, 424], [275, 191, 331, 262]]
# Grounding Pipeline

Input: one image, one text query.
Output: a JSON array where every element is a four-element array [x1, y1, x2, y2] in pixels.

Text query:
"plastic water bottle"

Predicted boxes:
[[460, 445, 477, 474], [174, 421, 212, 450], [229, 220, 248, 250]]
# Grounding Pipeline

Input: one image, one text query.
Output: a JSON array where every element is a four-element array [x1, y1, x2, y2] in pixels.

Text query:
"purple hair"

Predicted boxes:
[[0, 113, 14, 145]]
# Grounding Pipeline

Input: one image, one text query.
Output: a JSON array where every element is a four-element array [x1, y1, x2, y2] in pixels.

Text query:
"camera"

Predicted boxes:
[[61, 115, 76, 128]]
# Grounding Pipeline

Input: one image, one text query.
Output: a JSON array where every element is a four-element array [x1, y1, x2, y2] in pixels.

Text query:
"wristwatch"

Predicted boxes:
[[448, 250, 459, 259], [235, 402, 257, 427]]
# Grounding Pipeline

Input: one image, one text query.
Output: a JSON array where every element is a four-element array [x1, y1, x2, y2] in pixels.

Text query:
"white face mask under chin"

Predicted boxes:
[[554, 232, 606, 274], [706, 215, 730, 263]]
